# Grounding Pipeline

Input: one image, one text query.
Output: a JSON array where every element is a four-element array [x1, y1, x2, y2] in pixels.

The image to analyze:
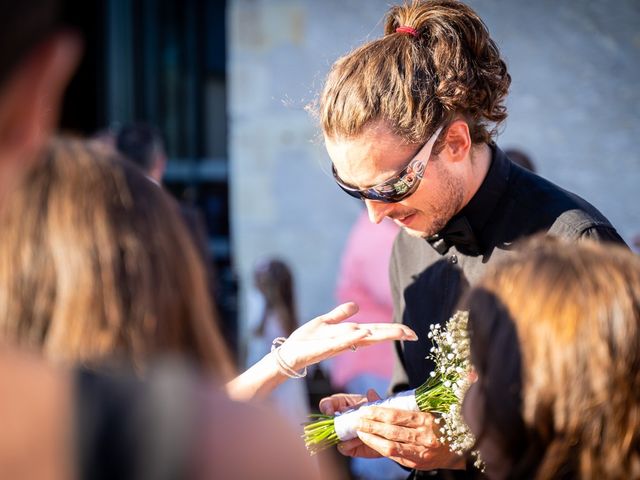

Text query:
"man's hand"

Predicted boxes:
[[319, 389, 384, 459], [318, 389, 375, 416], [352, 406, 466, 471]]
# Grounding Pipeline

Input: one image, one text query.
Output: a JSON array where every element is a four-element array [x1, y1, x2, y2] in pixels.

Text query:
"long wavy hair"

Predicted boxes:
[[319, 0, 510, 148], [253, 259, 298, 338], [465, 237, 640, 479], [0, 137, 235, 380]]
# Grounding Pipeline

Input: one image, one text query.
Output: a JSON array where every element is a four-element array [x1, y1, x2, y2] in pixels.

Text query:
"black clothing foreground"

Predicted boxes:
[[388, 145, 625, 479], [75, 362, 198, 480]]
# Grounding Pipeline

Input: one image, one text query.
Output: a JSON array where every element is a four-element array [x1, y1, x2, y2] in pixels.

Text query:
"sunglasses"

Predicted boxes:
[[332, 126, 444, 203]]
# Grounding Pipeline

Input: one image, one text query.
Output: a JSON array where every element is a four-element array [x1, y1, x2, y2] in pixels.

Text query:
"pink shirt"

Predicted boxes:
[[331, 211, 399, 388]]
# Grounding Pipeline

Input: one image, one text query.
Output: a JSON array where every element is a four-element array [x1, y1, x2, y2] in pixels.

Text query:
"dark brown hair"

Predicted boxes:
[[0, 137, 235, 380], [466, 237, 640, 479], [253, 259, 298, 338], [320, 0, 510, 146]]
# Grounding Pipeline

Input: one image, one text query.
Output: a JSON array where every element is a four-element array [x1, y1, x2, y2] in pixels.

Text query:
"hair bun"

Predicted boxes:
[[320, 0, 510, 144]]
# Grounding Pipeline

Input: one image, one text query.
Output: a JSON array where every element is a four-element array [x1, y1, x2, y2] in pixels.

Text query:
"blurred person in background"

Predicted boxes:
[[318, 0, 626, 477], [463, 237, 640, 479], [116, 123, 167, 185], [115, 122, 218, 296], [245, 258, 309, 429], [331, 210, 406, 480]]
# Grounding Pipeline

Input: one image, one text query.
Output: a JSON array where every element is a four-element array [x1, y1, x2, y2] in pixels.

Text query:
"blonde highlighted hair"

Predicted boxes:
[[466, 237, 640, 479], [0, 137, 235, 380]]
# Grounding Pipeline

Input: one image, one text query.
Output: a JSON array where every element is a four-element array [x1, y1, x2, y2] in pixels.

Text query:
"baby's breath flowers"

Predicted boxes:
[[303, 311, 482, 469], [422, 312, 482, 468]]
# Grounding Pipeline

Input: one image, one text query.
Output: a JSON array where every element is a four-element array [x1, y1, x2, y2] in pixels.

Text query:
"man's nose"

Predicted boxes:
[[364, 199, 393, 224]]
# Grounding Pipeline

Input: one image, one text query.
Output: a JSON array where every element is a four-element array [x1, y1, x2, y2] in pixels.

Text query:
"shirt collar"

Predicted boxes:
[[427, 144, 511, 255]]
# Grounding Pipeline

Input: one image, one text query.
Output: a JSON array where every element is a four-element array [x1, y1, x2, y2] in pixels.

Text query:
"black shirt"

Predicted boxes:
[[75, 362, 199, 480], [388, 145, 625, 478]]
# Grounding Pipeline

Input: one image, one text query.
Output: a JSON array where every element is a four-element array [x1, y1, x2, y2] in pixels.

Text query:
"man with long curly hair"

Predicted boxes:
[[318, 0, 626, 478]]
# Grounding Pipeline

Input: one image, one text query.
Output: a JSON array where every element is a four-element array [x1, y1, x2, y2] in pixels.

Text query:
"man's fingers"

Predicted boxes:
[[336, 437, 362, 456], [318, 396, 348, 415], [366, 389, 381, 402], [318, 393, 367, 415], [357, 418, 427, 444], [337, 438, 381, 459], [359, 406, 431, 429], [318, 397, 335, 415], [356, 431, 420, 469]]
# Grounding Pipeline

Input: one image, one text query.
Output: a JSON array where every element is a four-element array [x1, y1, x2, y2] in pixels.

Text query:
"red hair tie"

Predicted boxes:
[[396, 26, 418, 37]]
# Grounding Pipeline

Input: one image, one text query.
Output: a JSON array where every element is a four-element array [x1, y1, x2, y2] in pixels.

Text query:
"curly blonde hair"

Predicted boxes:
[[320, 0, 510, 147]]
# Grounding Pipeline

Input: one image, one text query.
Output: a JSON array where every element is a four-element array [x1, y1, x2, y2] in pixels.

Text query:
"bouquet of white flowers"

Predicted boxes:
[[303, 310, 481, 467]]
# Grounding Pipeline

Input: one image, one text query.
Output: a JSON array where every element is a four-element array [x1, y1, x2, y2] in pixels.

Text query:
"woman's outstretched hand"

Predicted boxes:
[[279, 302, 418, 371], [226, 302, 416, 401]]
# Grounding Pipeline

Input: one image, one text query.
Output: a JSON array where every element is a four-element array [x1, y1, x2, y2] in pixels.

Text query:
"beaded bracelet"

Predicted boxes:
[[271, 336, 307, 379]]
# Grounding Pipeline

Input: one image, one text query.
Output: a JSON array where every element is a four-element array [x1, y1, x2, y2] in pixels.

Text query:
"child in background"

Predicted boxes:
[[246, 259, 310, 429]]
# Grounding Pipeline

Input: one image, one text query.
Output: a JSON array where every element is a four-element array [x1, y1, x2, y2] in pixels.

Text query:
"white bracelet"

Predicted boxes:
[[271, 337, 307, 379]]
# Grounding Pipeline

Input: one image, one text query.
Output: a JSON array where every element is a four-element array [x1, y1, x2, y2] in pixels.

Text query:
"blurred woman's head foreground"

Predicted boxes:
[[0, 137, 234, 379], [464, 237, 640, 479]]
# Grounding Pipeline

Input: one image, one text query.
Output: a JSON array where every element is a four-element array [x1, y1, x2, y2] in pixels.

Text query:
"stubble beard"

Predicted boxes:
[[403, 172, 465, 239]]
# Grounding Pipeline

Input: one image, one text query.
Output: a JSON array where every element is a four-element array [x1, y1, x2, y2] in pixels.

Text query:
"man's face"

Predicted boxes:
[[325, 122, 464, 238]]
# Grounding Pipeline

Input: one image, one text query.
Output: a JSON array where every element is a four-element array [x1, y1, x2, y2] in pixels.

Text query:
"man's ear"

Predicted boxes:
[[0, 31, 82, 165], [441, 119, 472, 163]]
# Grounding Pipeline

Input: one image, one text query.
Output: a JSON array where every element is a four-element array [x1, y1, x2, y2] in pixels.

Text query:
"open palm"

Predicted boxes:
[[279, 302, 417, 371]]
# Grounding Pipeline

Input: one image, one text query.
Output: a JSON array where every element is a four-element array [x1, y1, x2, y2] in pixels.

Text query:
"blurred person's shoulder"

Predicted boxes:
[[75, 359, 323, 479]]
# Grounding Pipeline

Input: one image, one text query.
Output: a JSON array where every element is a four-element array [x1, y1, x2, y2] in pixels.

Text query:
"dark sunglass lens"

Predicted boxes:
[[361, 190, 399, 203], [369, 180, 418, 203], [336, 182, 364, 200], [363, 191, 386, 202]]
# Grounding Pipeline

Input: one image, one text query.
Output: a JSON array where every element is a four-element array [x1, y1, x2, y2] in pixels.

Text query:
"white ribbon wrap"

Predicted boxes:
[[333, 389, 419, 441]]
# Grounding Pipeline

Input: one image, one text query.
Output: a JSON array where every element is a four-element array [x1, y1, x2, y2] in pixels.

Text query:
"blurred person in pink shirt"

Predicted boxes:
[[332, 210, 406, 480], [332, 210, 399, 390]]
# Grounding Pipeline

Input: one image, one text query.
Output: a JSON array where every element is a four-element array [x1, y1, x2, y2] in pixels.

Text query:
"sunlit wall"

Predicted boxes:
[[228, 0, 640, 348]]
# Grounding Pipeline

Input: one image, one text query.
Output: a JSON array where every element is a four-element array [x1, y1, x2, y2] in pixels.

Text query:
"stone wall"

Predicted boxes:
[[228, 0, 640, 344]]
